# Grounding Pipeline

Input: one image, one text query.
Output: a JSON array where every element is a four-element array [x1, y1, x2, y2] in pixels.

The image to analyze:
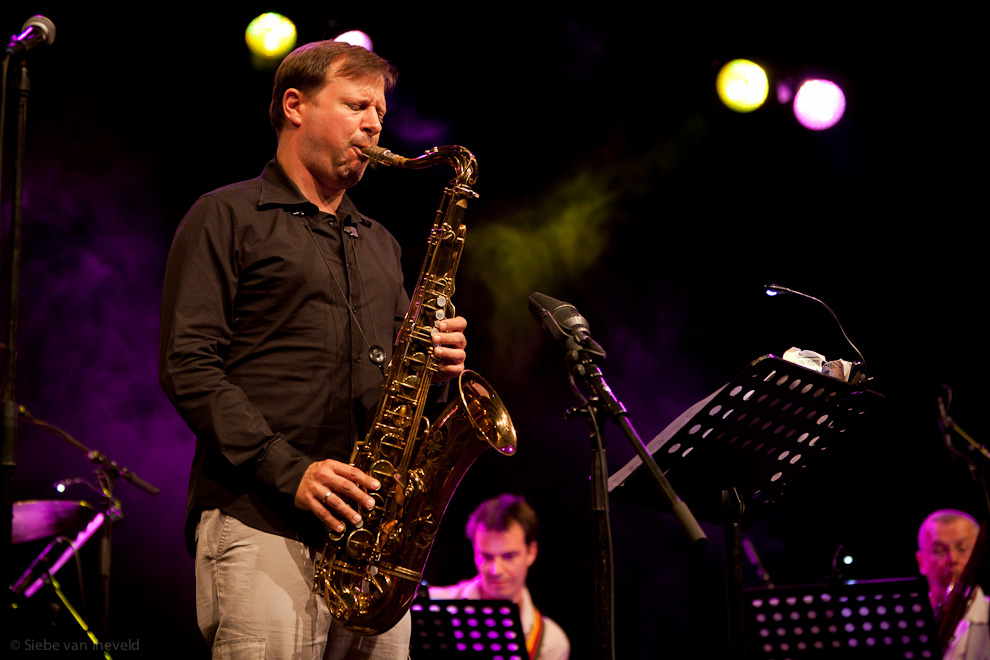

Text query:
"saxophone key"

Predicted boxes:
[[365, 569, 391, 598], [366, 492, 386, 521], [380, 520, 405, 555], [368, 459, 396, 483], [389, 404, 412, 428], [345, 528, 377, 561]]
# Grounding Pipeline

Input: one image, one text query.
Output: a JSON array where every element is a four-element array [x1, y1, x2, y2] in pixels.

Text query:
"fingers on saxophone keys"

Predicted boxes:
[[319, 484, 377, 533], [317, 491, 351, 533], [334, 464, 381, 503]]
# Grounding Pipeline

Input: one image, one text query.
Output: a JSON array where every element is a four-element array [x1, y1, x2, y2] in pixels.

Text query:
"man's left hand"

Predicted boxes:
[[432, 316, 467, 383]]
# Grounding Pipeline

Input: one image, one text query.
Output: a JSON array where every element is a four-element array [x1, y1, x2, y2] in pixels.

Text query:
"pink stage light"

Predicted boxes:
[[334, 30, 374, 52], [793, 79, 846, 130]]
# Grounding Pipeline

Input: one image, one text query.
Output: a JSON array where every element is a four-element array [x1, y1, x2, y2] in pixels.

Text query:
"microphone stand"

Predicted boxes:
[[563, 335, 615, 660], [18, 406, 159, 644], [562, 334, 707, 660], [1, 51, 32, 618], [3, 22, 57, 620], [938, 394, 990, 518]]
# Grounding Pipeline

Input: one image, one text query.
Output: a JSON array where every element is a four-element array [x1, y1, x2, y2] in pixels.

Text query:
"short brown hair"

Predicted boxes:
[[466, 494, 539, 546], [269, 40, 398, 134]]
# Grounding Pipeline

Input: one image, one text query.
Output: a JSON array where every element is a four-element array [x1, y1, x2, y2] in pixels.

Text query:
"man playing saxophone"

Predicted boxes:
[[917, 509, 990, 659], [159, 40, 467, 659]]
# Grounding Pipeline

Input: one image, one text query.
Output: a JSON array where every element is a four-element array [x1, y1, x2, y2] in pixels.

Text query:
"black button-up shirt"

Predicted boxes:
[[160, 160, 408, 553]]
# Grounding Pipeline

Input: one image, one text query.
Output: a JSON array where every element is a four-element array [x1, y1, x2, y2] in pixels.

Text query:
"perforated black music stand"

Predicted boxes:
[[410, 599, 528, 659], [607, 354, 882, 658], [609, 354, 878, 527], [744, 577, 939, 659]]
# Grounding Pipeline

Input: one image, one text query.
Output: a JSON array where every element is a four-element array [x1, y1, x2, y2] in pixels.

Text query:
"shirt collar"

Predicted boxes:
[[257, 159, 371, 228], [258, 159, 312, 210]]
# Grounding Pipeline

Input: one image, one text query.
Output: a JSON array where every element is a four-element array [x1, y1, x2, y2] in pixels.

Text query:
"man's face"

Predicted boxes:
[[295, 69, 386, 192], [472, 522, 537, 604], [916, 518, 979, 597]]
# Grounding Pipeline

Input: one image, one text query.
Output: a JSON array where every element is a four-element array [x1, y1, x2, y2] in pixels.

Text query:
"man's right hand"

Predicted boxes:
[[295, 459, 380, 533]]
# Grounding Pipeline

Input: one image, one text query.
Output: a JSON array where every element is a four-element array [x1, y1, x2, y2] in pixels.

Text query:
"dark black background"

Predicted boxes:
[[2, 4, 984, 658]]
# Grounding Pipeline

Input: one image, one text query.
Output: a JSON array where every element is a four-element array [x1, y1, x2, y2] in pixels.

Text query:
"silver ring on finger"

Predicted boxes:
[[323, 491, 332, 507]]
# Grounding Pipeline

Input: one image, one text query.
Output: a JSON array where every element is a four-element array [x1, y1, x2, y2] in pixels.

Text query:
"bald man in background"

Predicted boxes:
[[917, 509, 989, 660]]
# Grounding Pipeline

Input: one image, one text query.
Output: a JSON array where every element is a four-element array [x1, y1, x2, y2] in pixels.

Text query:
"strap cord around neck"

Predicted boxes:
[[303, 217, 386, 374]]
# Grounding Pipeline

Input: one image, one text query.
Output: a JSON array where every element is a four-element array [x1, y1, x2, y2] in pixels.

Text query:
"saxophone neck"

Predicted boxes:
[[362, 145, 478, 187]]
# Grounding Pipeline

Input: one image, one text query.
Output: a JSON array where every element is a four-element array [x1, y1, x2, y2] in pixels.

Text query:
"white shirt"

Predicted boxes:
[[429, 576, 570, 660], [946, 586, 990, 660]]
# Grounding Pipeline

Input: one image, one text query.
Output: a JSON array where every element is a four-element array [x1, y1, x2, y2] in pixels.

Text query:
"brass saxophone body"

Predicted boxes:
[[313, 145, 517, 635]]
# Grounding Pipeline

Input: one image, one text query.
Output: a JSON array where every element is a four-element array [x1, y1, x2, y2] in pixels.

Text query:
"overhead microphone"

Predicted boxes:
[[6, 15, 56, 57]]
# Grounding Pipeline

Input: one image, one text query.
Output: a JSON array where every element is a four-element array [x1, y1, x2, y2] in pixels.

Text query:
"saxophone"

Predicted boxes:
[[313, 144, 517, 635]]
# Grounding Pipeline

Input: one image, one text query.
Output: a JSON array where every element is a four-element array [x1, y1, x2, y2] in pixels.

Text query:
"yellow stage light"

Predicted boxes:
[[245, 13, 297, 60], [716, 59, 769, 113]]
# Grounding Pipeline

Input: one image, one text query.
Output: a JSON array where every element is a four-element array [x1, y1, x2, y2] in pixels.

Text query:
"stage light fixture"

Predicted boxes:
[[793, 79, 846, 131], [716, 59, 769, 113], [245, 12, 297, 60], [333, 30, 374, 51]]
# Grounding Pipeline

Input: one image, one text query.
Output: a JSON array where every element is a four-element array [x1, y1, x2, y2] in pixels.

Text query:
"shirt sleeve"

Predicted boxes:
[[158, 195, 311, 497]]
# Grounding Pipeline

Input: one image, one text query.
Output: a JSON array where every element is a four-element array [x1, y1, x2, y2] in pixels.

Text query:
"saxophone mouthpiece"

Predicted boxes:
[[362, 145, 404, 168]]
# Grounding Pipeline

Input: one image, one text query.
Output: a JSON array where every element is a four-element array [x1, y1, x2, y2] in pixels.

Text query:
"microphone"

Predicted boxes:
[[342, 215, 371, 238], [937, 385, 957, 452], [764, 283, 868, 382], [528, 292, 598, 350], [6, 15, 56, 57]]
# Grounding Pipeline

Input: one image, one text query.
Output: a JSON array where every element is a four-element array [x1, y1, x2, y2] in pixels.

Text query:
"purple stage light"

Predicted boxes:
[[334, 30, 374, 51], [793, 79, 846, 130]]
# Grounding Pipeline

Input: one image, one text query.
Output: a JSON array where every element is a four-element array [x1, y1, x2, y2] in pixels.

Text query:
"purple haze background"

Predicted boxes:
[[2, 6, 985, 658]]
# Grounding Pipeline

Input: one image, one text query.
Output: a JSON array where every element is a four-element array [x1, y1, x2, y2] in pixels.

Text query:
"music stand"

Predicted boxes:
[[744, 577, 939, 659], [410, 599, 528, 659], [607, 354, 882, 658]]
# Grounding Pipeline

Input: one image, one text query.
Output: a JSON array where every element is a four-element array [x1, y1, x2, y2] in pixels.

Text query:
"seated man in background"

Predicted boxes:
[[917, 508, 989, 660], [430, 494, 570, 660]]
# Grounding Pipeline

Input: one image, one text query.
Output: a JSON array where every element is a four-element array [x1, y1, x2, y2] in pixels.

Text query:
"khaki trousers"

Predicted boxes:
[[195, 509, 410, 659]]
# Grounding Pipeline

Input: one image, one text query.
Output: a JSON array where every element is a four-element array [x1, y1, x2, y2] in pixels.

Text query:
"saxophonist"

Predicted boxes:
[[917, 509, 990, 659], [159, 40, 467, 659]]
